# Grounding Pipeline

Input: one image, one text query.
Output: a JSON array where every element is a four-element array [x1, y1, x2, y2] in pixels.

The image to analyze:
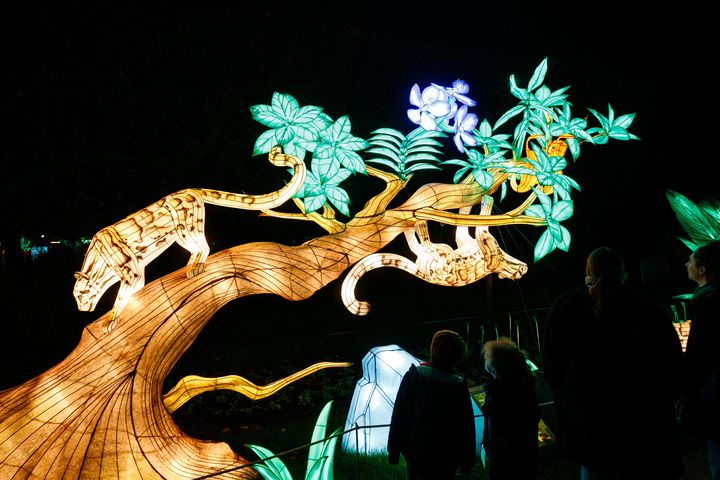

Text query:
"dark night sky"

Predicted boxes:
[[1, 4, 717, 385]]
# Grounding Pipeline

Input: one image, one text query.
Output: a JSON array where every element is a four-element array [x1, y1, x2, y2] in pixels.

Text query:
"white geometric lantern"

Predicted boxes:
[[342, 345, 421, 454]]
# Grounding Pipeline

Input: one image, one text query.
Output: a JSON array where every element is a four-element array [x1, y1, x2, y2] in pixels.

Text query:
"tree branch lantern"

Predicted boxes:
[[0, 58, 638, 478]]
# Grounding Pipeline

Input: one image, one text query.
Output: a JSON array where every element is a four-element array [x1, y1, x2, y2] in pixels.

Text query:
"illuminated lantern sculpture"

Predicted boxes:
[[342, 345, 421, 454], [0, 58, 637, 478], [341, 345, 485, 458]]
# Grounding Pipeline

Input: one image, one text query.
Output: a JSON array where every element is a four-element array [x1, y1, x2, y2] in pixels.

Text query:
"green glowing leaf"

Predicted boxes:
[[534, 85, 551, 101], [311, 155, 340, 181], [680, 237, 699, 251], [306, 401, 333, 479], [552, 200, 574, 222], [371, 128, 404, 140], [277, 126, 294, 145], [547, 219, 563, 242], [556, 225, 571, 251], [253, 464, 288, 480], [405, 153, 440, 164], [534, 188, 552, 214], [471, 169, 495, 189], [253, 130, 280, 156], [667, 189, 720, 248], [528, 57, 548, 91], [305, 457, 327, 480], [406, 163, 441, 173], [614, 112, 636, 129], [607, 126, 630, 140], [342, 138, 369, 151], [325, 186, 351, 216], [246, 444, 293, 480], [250, 104, 286, 128], [365, 139, 396, 151], [364, 157, 400, 173], [406, 139, 443, 151], [525, 205, 545, 218], [494, 104, 525, 130], [292, 124, 322, 142], [291, 105, 324, 123], [335, 150, 366, 173], [534, 228, 556, 262], [274, 92, 300, 118], [283, 140, 307, 160], [509, 75, 528, 100], [473, 119, 513, 153], [366, 146, 400, 163], [304, 194, 327, 213], [317, 430, 341, 480]]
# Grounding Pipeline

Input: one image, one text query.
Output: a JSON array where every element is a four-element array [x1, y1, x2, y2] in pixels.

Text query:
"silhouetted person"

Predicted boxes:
[[481, 337, 540, 479], [680, 240, 720, 479], [388, 329, 476, 479], [543, 246, 684, 479]]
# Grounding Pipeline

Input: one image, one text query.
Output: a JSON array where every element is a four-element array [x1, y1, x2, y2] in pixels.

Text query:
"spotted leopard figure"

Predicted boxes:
[[341, 211, 527, 315], [73, 146, 305, 332]]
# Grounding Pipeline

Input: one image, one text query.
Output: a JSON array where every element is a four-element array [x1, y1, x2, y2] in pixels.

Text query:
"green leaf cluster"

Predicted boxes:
[[505, 145, 580, 200], [250, 93, 369, 217], [442, 149, 506, 189], [493, 57, 638, 162], [247, 400, 340, 480], [524, 188, 574, 262], [365, 127, 445, 180], [586, 104, 640, 145], [249, 58, 639, 264]]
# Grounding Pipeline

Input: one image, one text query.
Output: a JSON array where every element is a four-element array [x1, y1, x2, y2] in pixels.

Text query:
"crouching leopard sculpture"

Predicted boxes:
[[73, 146, 304, 332]]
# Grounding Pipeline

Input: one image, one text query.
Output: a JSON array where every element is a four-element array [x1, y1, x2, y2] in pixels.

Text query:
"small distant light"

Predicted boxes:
[[40, 234, 45, 238], [50, 241, 61, 245]]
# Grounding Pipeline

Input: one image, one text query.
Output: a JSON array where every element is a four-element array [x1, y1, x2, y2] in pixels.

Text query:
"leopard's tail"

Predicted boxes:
[[198, 146, 306, 210], [341, 253, 418, 315]]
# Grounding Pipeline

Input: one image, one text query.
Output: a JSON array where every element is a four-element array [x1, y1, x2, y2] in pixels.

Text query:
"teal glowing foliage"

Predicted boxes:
[[524, 188, 574, 260], [526, 358, 540, 373], [493, 57, 573, 159], [442, 149, 506, 189], [667, 189, 720, 251], [250, 58, 637, 262], [365, 127, 444, 180], [246, 400, 340, 480], [250, 94, 368, 216], [507, 144, 580, 199], [19, 235, 31, 253]]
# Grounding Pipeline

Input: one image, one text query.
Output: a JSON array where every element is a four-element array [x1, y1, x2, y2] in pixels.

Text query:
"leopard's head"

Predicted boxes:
[[73, 262, 119, 312]]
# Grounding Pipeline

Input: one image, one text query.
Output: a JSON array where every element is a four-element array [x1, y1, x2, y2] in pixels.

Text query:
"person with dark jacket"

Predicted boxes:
[[543, 246, 684, 479], [481, 337, 540, 479], [681, 240, 720, 479], [387, 330, 476, 479]]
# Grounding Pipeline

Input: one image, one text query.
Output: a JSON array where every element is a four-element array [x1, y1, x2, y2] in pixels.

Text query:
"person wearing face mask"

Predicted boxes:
[[481, 337, 540, 479], [542, 246, 684, 480], [679, 241, 720, 479]]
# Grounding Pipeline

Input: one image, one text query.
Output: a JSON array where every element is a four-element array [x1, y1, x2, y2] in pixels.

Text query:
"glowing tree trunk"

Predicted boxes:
[[0, 167, 530, 479]]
